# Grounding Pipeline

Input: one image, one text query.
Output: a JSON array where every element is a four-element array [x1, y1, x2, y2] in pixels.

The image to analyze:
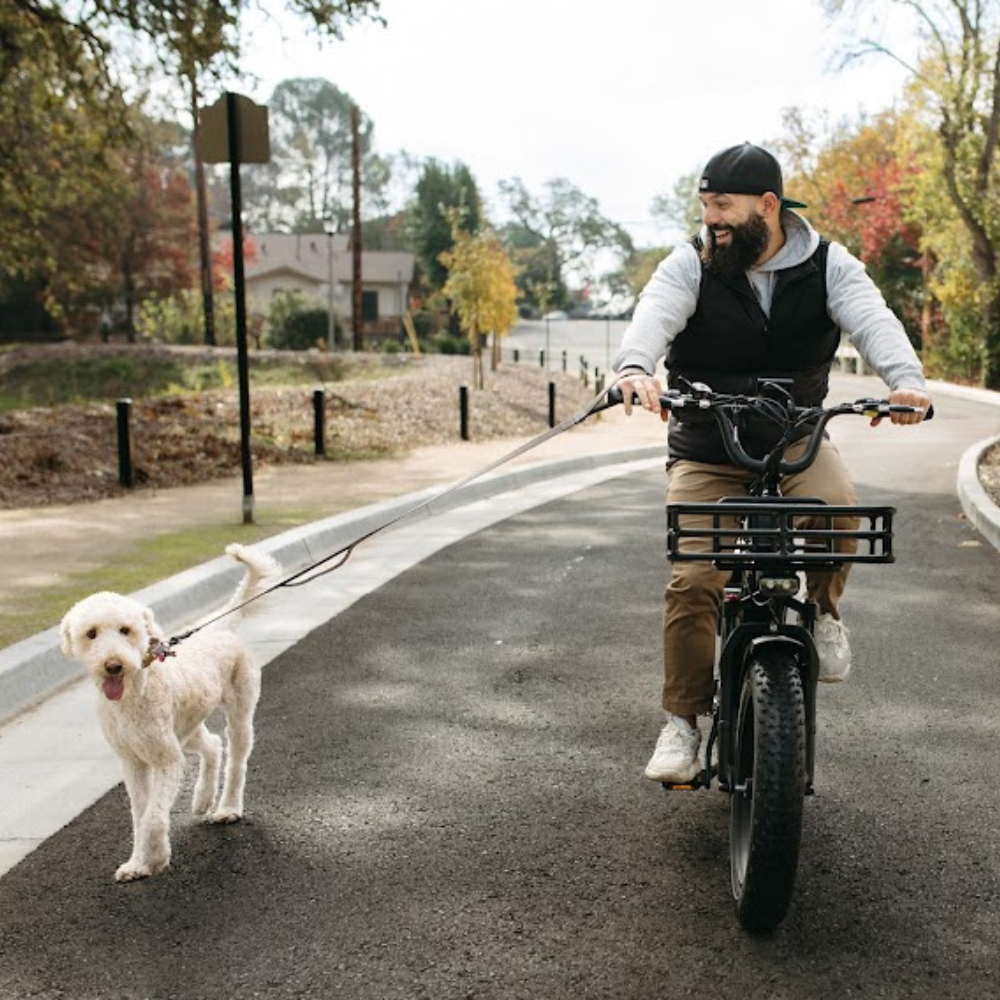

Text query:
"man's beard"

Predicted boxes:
[[702, 211, 770, 278]]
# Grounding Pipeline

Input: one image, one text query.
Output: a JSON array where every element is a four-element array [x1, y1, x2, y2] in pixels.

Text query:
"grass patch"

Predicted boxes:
[[0, 350, 399, 410], [0, 504, 331, 650]]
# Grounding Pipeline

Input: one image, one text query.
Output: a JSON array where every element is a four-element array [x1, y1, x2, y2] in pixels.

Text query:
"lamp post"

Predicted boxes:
[[323, 218, 337, 351]]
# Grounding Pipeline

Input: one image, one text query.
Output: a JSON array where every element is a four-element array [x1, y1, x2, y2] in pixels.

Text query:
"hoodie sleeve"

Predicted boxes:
[[613, 243, 702, 374], [826, 242, 927, 391]]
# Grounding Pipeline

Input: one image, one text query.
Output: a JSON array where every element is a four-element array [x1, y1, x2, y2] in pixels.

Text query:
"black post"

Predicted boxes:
[[513, 348, 519, 364], [227, 91, 254, 524], [313, 389, 325, 456], [540, 350, 545, 368], [460, 385, 470, 441], [548, 381, 556, 428], [116, 398, 134, 488], [562, 349, 567, 373]]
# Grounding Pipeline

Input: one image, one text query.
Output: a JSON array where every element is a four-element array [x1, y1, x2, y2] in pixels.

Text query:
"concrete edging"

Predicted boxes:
[[958, 435, 1000, 552], [0, 443, 665, 726]]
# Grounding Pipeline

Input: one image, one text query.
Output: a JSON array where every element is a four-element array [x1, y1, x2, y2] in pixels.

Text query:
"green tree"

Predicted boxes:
[[409, 160, 483, 292], [650, 170, 703, 237], [247, 77, 391, 233], [497, 177, 634, 312]]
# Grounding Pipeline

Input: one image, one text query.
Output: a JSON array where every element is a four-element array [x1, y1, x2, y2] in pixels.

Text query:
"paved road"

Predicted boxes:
[[507, 318, 631, 376], [1, 378, 998, 999]]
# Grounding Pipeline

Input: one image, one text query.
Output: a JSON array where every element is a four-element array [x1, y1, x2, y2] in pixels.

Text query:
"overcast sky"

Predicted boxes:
[[230, 0, 921, 245]]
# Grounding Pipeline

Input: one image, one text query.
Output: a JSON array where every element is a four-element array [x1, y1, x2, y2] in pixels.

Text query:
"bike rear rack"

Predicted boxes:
[[667, 500, 896, 568]]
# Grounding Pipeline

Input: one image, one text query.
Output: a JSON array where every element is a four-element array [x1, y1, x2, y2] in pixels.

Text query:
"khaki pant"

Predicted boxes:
[[662, 437, 858, 716]]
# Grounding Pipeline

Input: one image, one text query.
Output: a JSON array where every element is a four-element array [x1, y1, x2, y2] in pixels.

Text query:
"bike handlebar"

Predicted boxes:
[[601, 382, 933, 475]]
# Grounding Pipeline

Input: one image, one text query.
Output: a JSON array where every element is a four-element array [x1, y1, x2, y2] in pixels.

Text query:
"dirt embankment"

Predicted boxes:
[[0, 347, 595, 509]]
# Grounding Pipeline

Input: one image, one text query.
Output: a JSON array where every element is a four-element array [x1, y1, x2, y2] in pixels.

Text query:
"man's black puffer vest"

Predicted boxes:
[[666, 236, 839, 464]]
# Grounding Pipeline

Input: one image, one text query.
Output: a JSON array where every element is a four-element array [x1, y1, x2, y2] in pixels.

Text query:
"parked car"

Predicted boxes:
[[542, 310, 568, 321]]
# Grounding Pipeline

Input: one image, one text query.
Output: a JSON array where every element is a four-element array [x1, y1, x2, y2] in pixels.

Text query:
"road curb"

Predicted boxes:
[[957, 435, 1000, 553], [0, 444, 665, 726], [929, 377, 1000, 555]]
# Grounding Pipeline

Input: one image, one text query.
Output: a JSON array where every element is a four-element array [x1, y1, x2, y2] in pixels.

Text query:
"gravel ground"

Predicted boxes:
[[978, 440, 1000, 507], [0, 352, 595, 508]]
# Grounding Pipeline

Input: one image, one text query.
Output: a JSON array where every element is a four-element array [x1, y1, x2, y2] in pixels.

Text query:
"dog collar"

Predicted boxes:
[[142, 639, 176, 669]]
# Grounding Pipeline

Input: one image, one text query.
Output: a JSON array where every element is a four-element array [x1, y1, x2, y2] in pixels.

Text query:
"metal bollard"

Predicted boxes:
[[539, 350, 545, 369], [116, 397, 134, 488], [548, 381, 556, 428], [562, 349, 567, 373], [313, 388, 325, 456], [460, 384, 470, 441]]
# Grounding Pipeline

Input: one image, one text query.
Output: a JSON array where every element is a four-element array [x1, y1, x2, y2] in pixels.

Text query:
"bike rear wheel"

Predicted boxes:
[[730, 646, 806, 934]]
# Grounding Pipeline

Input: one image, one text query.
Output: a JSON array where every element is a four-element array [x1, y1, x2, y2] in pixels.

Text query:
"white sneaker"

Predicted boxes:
[[644, 715, 701, 782], [815, 613, 852, 683]]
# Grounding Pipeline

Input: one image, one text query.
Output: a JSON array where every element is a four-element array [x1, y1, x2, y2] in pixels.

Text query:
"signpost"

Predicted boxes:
[[197, 93, 270, 524]]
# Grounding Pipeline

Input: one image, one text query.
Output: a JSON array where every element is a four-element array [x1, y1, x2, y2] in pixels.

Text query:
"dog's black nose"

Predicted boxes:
[[105, 663, 123, 675]]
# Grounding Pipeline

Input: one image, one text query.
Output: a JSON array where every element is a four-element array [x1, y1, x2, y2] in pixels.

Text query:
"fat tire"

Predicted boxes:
[[729, 646, 806, 934]]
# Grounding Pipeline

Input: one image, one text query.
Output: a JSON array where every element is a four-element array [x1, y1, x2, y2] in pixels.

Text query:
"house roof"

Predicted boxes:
[[246, 233, 414, 285]]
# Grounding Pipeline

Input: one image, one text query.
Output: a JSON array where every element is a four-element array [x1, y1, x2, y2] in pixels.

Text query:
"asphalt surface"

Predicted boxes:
[[1, 380, 999, 998]]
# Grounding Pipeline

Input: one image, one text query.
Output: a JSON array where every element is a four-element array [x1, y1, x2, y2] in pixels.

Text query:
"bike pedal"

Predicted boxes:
[[662, 766, 715, 792]]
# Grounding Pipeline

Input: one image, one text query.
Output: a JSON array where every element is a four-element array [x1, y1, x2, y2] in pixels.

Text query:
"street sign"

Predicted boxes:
[[198, 93, 270, 164]]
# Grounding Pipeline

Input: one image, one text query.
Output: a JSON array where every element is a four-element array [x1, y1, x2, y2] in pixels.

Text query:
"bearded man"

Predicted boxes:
[[613, 143, 931, 783]]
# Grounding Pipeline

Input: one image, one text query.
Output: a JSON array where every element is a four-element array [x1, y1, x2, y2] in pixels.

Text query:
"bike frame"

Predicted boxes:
[[661, 382, 900, 794], [604, 377, 927, 931]]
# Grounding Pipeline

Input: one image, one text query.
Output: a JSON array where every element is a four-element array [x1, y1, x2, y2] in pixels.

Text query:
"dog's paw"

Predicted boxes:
[[191, 796, 215, 818], [115, 860, 152, 882], [211, 809, 243, 824]]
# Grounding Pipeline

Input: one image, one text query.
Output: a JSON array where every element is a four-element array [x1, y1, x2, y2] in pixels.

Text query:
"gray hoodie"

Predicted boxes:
[[613, 210, 927, 393]]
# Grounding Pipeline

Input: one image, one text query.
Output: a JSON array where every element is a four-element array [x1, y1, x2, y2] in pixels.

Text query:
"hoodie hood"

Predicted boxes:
[[756, 209, 820, 272]]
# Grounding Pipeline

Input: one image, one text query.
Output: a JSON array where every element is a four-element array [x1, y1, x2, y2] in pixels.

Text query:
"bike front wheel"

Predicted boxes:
[[730, 645, 807, 934]]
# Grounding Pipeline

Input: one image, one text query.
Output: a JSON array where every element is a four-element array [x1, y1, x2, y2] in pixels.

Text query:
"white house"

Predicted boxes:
[[244, 232, 415, 339]]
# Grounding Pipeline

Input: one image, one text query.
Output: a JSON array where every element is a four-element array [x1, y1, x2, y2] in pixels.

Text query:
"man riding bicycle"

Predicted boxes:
[[613, 143, 932, 784]]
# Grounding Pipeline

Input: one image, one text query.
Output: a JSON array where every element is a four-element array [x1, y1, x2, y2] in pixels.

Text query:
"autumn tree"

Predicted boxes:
[[0, 15, 197, 337], [822, 0, 1000, 387], [775, 107, 927, 346], [440, 222, 520, 390], [5, 0, 384, 344]]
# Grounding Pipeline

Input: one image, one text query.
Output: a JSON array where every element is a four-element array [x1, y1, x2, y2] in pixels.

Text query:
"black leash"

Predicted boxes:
[[166, 379, 628, 648]]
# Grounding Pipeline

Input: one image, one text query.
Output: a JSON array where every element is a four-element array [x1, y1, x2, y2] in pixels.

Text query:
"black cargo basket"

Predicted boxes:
[[666, 499, 895, 569]]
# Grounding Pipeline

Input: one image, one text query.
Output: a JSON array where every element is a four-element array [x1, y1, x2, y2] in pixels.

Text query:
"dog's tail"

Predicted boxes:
[[210, 543, 284, 628]]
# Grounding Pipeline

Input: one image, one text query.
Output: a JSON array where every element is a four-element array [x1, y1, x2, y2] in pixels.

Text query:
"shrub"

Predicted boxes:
[[265, 291, 342, 351]]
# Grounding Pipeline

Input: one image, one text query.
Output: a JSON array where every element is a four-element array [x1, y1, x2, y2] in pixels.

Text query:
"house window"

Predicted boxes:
[[362, 290, 378, 322]]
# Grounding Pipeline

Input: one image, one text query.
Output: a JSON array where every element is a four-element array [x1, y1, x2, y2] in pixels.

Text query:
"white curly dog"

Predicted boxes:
[[59, 543, 282, 882]]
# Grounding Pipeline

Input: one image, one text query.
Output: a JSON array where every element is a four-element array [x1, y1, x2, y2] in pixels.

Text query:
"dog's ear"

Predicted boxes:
[[143, 607, 164, 644], [59, 612, 77, 658]]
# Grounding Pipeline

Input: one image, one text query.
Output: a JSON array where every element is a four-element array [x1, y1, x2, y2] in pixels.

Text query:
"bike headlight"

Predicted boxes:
[[757, 576, 800, 596]]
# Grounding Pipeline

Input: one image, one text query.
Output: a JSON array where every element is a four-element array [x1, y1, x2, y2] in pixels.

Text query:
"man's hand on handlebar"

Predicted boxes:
[[616, 370, 669, 422], [874, 388, 933, 427]]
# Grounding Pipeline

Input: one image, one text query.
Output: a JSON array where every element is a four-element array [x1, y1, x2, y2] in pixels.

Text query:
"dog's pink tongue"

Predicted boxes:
[[102, 676, 125, 701]]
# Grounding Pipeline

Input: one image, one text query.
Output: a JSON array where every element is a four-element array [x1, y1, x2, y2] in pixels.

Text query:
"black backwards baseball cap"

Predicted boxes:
[[699, 142, 808, 210]]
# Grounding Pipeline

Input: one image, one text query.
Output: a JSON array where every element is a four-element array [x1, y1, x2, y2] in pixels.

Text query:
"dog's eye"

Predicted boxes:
[[86, 628, 97, 640], [119, 626, 131, 636]]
